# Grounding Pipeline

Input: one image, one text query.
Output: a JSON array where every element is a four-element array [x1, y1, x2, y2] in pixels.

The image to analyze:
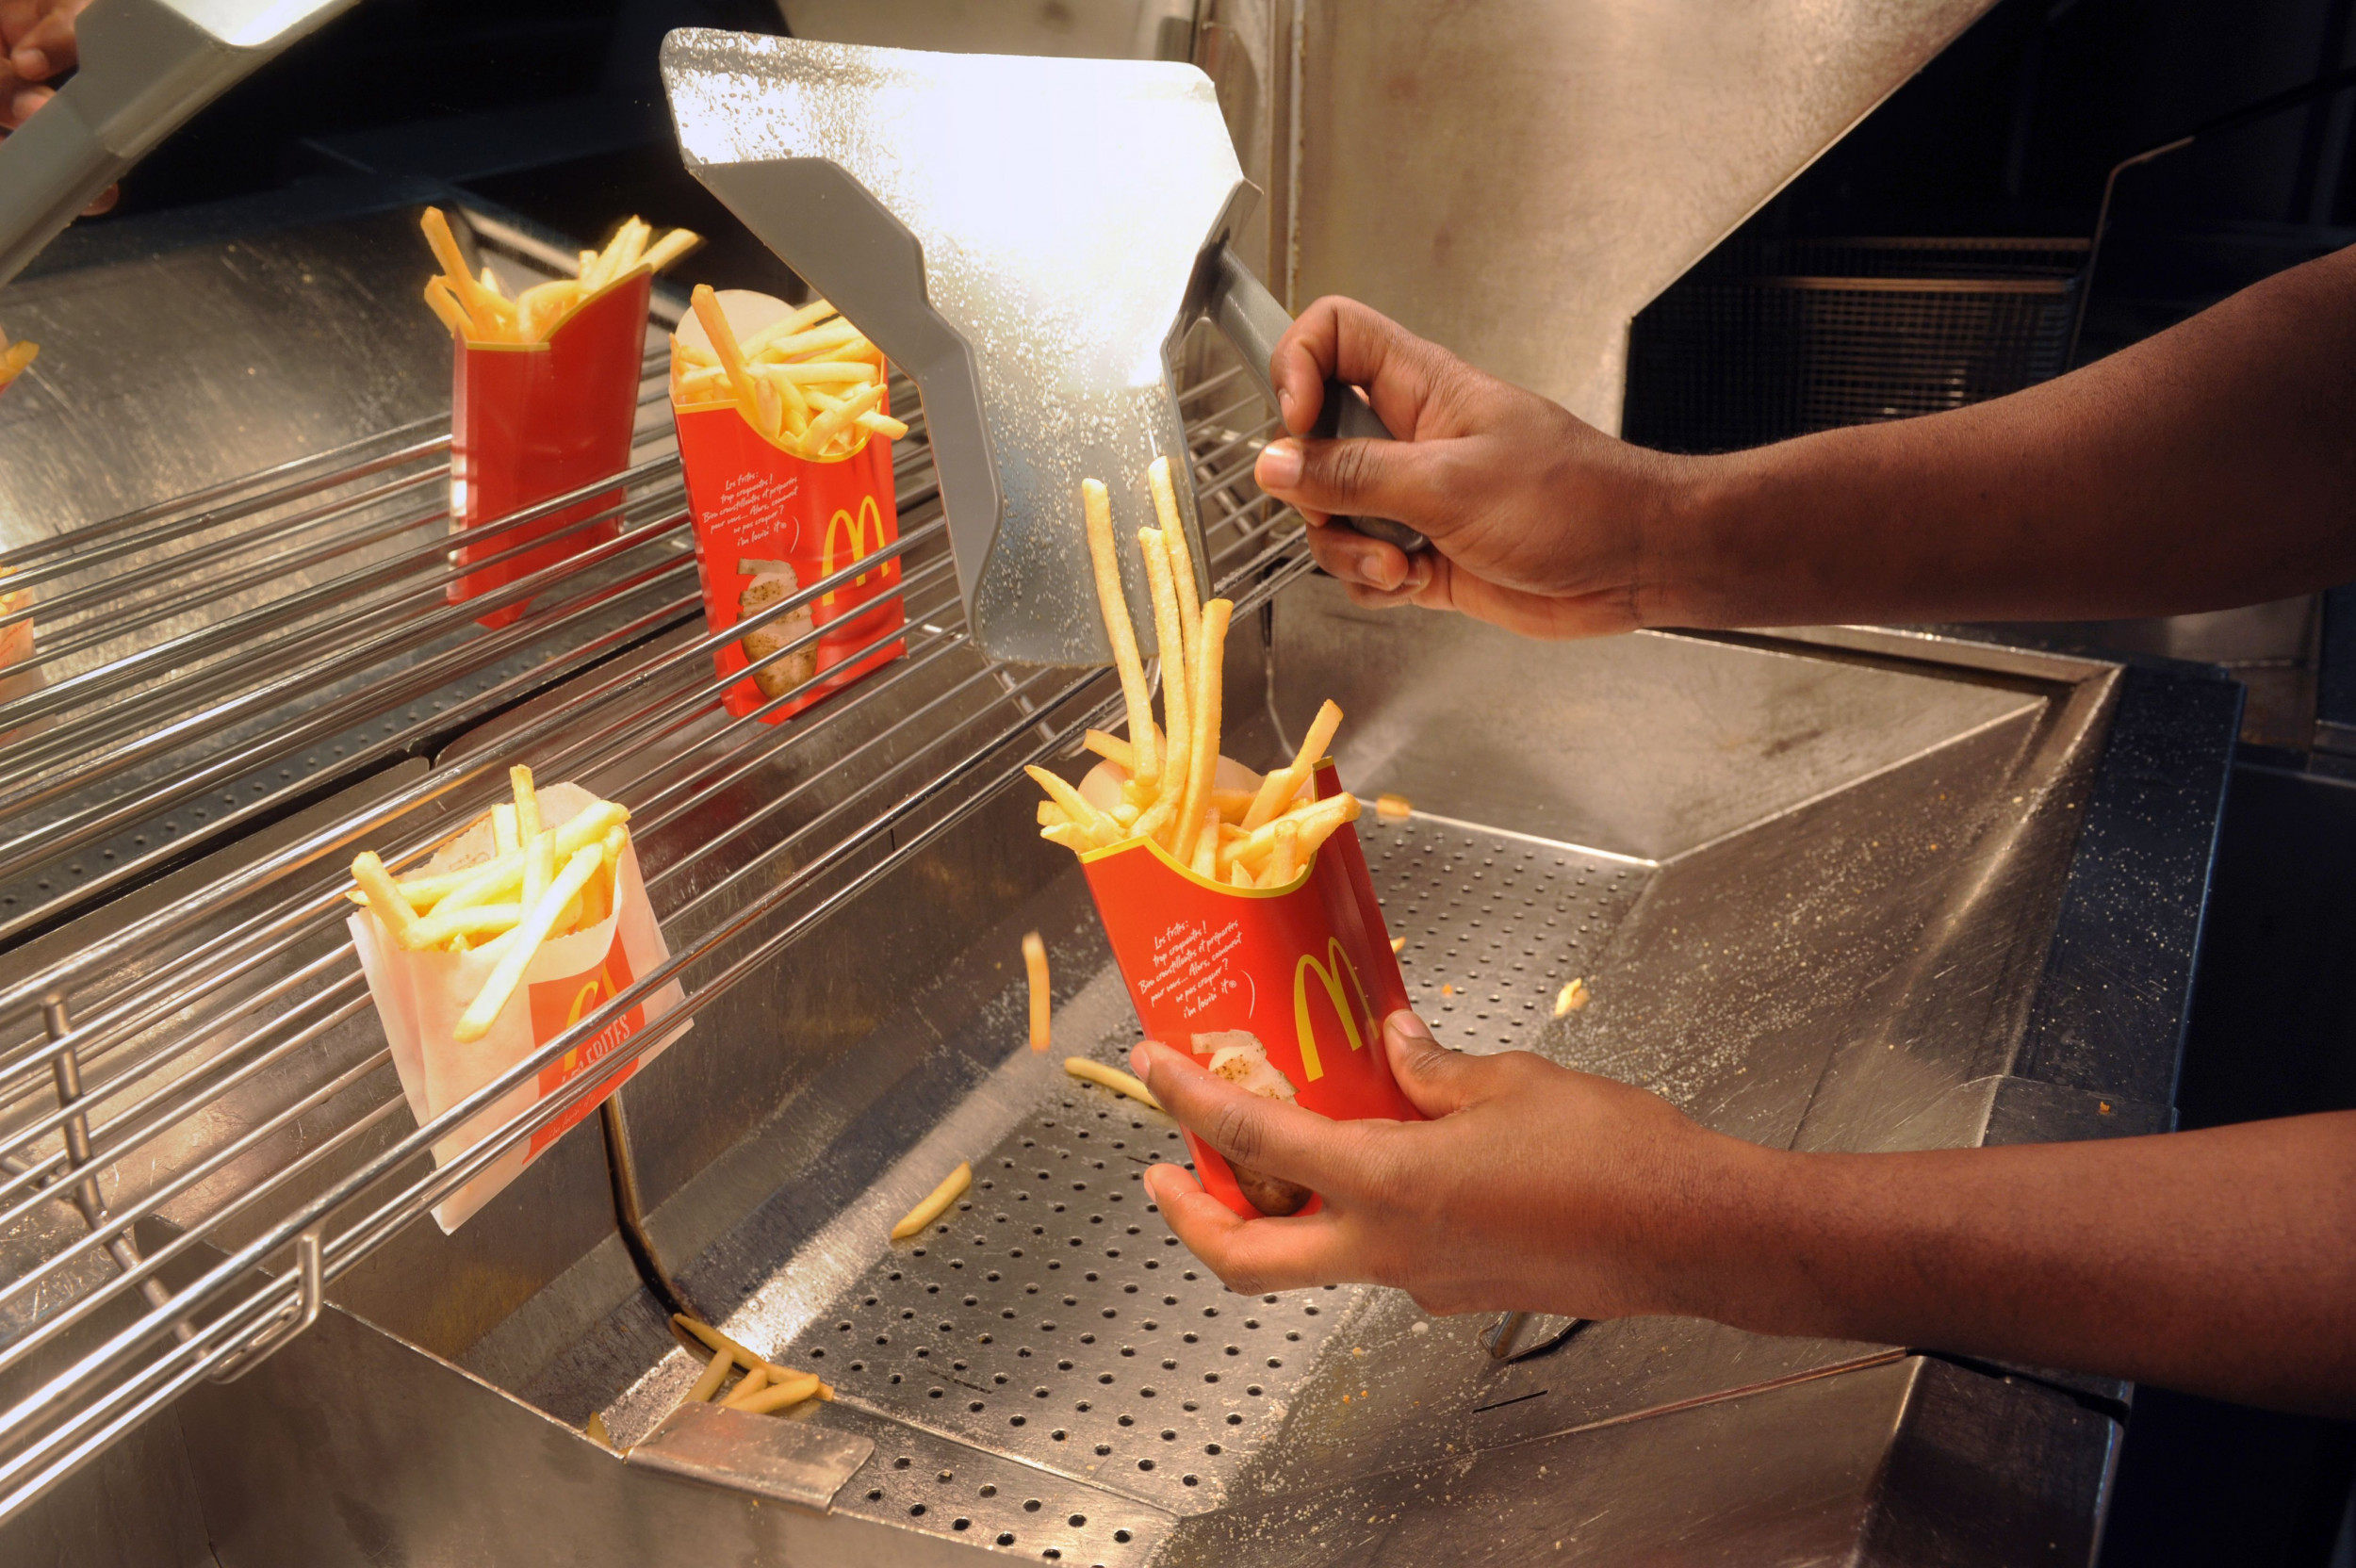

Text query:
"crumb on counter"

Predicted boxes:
[[1554, 978, 1591, 1017]]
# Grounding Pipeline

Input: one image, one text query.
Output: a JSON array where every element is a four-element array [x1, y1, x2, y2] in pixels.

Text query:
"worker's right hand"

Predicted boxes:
[[1, 0, 116, 214], [1256, 296, 1683, 640]]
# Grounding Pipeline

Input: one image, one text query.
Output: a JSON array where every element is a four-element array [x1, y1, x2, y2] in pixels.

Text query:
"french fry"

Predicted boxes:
[[1190, 808, 1219, 878], [1242, 699, 1345, 832], [798, 380, 882, 458], [451, 844, 603, 1043], [1025, 766, 1117, 846], [510, 764, 542, 842], [422, 277, 470, 338], [1231, 862, 1255, 888], [1266, 818, 1299, 887], [384, 799, 627, 913], [1137, 529, 1191, 826], [523, 830, 552, 913], [1376, 792, 1413, 823], [420, 207, 502, 329], [1040, 822, 1089, 851], [0, 335, 38, 385], [1023, 931, 1051, 1054], [352, 852, 423, 948], [515, 280, 580, 340], [1172, 599, 1233, 865], [401, 901, 524, 953], [1146, 455, 1203, 659], [639, 227, 704, 277], [684, 1343, 736, 1405], [1083, 480, 1158, 787], [891, 1161, 972, 1241], [492, 804, 519, 857], [762, 359, 877, 384], [719, 1365, 772, 1409], [855, 410, 910, 440], [691, 284, 761, 416], [1554, 978, 1591, 1016], [1211, 787, 1257, 820], [741, 297, 840, 355], [1063, 1055, 1161, 1111], [1083, 729, 1136, 772], [1111, 802, 1140, 828], [730, 1372, 824, 1414], [1037, 801, 1070, 827], [1220, 791, 1360, 878]]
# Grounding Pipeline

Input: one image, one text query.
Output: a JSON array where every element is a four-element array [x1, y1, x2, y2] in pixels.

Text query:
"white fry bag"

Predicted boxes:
[[350, 782, 688, 1232]]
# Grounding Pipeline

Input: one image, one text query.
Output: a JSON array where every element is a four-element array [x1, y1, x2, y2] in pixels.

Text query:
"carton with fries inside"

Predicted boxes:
[[668, 285, 908, 723], [348, 768, 685, 1231], [1031, 459, 1422, 1220], [418, 207, 702, 631]]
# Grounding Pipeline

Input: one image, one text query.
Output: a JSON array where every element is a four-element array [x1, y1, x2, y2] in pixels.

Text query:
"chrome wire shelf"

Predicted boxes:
[[0, 302, 1307, 1522]]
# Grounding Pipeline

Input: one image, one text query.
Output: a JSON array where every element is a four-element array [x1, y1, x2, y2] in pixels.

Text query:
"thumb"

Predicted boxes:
[[1254, 433, 1453, 539], [1382, 1009, 1497, 1118]]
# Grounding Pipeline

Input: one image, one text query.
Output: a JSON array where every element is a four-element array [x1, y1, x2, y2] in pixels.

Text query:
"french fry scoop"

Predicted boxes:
[[660, 32, 1422, 668]]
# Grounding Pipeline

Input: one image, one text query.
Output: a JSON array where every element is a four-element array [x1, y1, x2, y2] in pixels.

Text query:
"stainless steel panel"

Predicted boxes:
[[1288, 0, 2003, 430], [627, 1401, 874, 1510]]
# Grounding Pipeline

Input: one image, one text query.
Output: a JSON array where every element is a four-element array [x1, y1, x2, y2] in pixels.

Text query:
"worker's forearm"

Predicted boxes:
[[1648, 247, 2356, 628], [1671, 1114, 2356, 1413]]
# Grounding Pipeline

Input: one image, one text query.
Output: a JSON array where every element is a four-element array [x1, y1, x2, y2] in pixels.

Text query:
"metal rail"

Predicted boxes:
[[0, 342, 1304, 1524]]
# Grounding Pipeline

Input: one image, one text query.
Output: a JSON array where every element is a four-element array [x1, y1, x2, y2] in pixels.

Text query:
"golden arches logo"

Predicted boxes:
[[1292, 939, 1378, 1085], [556, 962, 618, 1072], [820, 494, 892, 608]]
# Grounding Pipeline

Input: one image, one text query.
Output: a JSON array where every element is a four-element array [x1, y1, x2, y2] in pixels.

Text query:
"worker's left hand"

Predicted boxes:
[[1, 0, 116, 213], [1131, 1011, 1760, 1316]]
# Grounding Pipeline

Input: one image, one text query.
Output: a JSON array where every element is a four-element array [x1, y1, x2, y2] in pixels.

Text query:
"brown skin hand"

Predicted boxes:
[[1260, 247, 2356, 631], [1135, 1017, 2356, 1416]]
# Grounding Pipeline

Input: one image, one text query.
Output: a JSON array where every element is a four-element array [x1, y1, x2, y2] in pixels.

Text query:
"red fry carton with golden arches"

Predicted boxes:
[[449, 272, 651, 631], [1081, 762, 1423, 1219], [349, 783, 687, 1233], [669, 290, 907, 724]]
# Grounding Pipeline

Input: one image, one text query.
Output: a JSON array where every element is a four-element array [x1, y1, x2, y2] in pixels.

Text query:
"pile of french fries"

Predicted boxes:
[[672, 1314, 831, 1416], [673, 284, 911, 459], [348, 766, 633, 1044], [0, 328, 36, 388], [1029, 455, 1361, 887], [418, 206, 701, 345]]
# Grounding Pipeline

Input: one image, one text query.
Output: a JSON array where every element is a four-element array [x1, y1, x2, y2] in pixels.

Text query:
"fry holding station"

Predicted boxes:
[[0, 4, 2272, 1565]]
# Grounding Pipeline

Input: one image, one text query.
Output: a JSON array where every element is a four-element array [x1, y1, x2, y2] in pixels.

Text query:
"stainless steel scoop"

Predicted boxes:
[[659, 31, 1421, 667]]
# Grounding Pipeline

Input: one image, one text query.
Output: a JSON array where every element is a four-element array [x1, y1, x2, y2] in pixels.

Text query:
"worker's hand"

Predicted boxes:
[[1131, 1010, 1761, 1317], [1, 0, 115, 214], [1256, 296, 1680, 639]]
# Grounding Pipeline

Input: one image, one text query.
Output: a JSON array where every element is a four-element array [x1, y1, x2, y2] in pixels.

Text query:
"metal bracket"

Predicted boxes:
[[600, 1092, 702, 1323], [208, 1222, 323, 1383]]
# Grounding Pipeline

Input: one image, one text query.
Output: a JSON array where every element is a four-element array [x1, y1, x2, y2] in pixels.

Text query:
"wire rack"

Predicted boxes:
[[0, 288, 1310, 1523]]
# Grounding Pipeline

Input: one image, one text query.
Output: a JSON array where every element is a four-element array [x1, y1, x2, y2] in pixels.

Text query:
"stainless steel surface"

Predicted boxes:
[[1285, 0, 2004, 431], [626, 1400, 874, 1510], [663, 32, 1285, 664]]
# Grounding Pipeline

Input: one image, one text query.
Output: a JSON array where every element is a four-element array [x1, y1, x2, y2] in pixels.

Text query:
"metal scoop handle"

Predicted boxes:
[[1204, 245, 1430, 555]]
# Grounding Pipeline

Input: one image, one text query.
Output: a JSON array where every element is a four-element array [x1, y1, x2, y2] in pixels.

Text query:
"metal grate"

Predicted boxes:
[[1623, 237, 2089, 455], [0, 209, 1312, 1523]]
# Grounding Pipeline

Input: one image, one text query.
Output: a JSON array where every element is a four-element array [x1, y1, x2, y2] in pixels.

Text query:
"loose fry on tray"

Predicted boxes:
[[719, 1365, 772, 1409], [1084, 479, 1158, 786], [684, 1342, 737, 1405], [891, 1161, 973, 1241], [1376, 792, 1413, 823], [1555, 978, 1592, 1016], [730, 1372, 825, 1414], [451, 844, 604, 1043], [1023, 931, 1052, 1054], [1063, 1056, 1162, 1111]]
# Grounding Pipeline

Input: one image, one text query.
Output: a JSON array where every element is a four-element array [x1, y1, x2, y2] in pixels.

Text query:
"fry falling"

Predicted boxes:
[[1023, 931, 1052, 1053]]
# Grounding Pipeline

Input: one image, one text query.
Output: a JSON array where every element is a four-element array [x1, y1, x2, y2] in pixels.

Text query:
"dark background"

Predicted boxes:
[[38, 0, 2356, 1561]]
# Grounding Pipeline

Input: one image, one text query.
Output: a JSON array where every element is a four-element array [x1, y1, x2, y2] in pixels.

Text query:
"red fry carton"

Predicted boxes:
[[349, 783, 688, 1233], [670, 289, 907, 724], [449, 271, 651, 631], [1081, 762, 1421, 1219]]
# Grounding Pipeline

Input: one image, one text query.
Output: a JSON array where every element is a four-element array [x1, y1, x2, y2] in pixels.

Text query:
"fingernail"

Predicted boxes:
[[1130, 1041, 1154, 1079], [1368, 550, 1404, 591], [1276, 387, 1295, 426], [1256, 439, 1302, 490], [14, 48, 46, 79], [1385, 1008, 1434, 1043]]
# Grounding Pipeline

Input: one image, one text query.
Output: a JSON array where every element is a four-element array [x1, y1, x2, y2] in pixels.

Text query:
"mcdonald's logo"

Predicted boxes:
[[1292, 939, 1378, 1085], [820, 493, 895, 608]]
